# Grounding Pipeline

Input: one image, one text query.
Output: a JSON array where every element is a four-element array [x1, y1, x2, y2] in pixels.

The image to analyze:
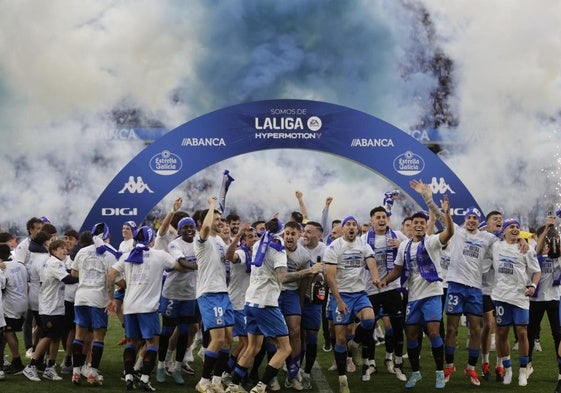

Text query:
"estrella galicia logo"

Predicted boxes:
[[393, 151, 425, 176], [149, 150, 182, 176]]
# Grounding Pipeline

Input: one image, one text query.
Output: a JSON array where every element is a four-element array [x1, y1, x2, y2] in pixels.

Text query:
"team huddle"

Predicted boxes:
[[0, 179, 560, 393]]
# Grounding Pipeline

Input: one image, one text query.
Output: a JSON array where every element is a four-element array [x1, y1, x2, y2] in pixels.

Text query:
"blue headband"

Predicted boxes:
[[91, 222, 110, 240], [464, 207, 482, 222], [125, 226, 154, 264], [40, 216, 50, 223], [123, 220, 137, 236], [134, 226, 155, 246], [177, 217, 196, 232], [502, 218, 520, 231], [341, 216, 357, 227]]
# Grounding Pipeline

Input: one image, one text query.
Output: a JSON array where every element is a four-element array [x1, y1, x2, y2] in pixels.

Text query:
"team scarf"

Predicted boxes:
[[125, 244, 150, 264], [218, 169, 235, 213], [252, 231, 285, 267], [125, 227, 154, 264], [93, 235, 122, 260], [240, 243, 253, 273], [383, 190, 399, 217], [366, 228, 397, 272], [401, 236, 441, 285]]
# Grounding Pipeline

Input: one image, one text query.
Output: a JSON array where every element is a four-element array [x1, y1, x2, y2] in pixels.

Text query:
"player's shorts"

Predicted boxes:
[[405, 295, 443, 326], [4, 317, 24, 332], [278, 290, 302, 317], [39, 314, 66, 339], [74, 305, 108, 330], [368, 288, 403, 318], [445, 282, 483, 316], [232, 309, 247, 337], [245, 304, 288, 337], [302, 302, 322, 330], [483, 295, 495, 314], [494, 301, 529, 326], [197, 293, 234, 331], [329, 292, 372, 325], [124, 312, 161, 340], [158, 297, 196, 319]]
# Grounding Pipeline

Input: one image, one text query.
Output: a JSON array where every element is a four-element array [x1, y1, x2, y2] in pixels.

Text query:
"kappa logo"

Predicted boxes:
[[429, 177, 456, 194], [118, 176, 154, 194]]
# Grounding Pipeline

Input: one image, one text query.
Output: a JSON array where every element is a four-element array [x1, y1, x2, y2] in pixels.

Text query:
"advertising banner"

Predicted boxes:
[[81, 99, 479, 242]]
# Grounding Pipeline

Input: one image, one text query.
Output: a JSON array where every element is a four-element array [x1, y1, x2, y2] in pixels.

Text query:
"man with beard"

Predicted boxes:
[[277, 221, 311, 390], [324, 216, 380, 393], [299, 221, 328, 390], [224, 218, 322, 393], [226, 214, 241, 238]]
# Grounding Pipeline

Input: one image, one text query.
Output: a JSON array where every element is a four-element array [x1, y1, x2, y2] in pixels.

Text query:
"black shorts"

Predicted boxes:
[[5, 317, 25, 332], [39, 314, 66, 339], [368, 289, 403, 318], [483, 295, 495, 314]]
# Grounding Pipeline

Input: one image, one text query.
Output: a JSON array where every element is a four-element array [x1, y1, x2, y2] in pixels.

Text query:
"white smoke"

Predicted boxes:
[[421, 0, 561, 226], [0, 0, 559, 235]]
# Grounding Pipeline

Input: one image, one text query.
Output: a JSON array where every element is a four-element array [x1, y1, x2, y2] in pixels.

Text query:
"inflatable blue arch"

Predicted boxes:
[[81, 99, 479, 240]]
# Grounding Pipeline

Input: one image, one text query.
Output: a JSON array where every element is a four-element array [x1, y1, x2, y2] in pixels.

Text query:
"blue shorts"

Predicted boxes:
[[197, 293, 234, 331], [245, 305, 289, 337], [74, 305, 108, 330], [158, 297, 196, 319], [124, 312, 161, 340], [445, 282, 483, 316], [494, 301, 529, 326], [233, 309, 247, 337], [278, 290, 302, 316], [302, 302, 322, 330], [329, 292, 372, 325], [406, 296, 443, 325]]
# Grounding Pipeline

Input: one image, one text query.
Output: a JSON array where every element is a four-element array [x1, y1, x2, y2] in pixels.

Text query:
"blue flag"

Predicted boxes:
[[218, 169, 235, 213]]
